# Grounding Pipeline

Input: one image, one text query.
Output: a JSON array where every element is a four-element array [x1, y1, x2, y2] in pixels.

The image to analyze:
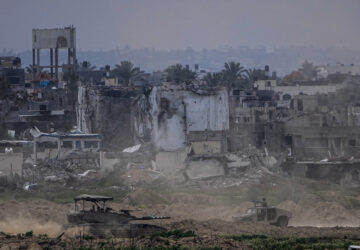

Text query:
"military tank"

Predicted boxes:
[[232, 199, 291, 227], [67, 194, 170, 237]]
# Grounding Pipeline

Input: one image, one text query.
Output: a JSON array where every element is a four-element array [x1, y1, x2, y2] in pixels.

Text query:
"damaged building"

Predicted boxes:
[[77, 85, 143, 150], [137, 84, 229, 180], [264, 85, 360, 186], [32, 129, 102, 163], [0, 27, 78, 139], [77, 83, 230, 180], [133, 84, 229, 151]]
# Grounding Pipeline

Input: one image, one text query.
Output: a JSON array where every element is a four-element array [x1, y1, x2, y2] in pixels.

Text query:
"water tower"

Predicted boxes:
[[32, 26, 76, 80]]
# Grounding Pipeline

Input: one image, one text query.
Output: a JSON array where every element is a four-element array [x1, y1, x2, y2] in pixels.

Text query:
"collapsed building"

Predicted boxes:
[[77, 85, 143, 150], [225, 70, 360, 186], [134, 84, 230, 180], [264, 84, 360, 186], [77, 83, 231, 180]]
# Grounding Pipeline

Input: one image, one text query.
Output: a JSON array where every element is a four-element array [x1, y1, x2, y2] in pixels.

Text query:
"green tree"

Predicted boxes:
[[113, 61, 142, 86], [164, 64, 196, 84], [204, 72, 222, 86], [222, 62, 246, 89]]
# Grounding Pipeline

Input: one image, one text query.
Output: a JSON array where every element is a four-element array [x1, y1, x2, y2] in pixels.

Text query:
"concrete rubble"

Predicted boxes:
[[23, 157, 100, 183]]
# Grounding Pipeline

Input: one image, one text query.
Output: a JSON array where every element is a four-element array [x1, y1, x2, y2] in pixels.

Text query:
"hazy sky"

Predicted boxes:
[[1, 0, 360, 51]]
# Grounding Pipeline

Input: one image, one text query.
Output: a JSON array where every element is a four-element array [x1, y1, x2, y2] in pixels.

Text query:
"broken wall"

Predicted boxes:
[[155, 151, 187, 179], [77, 86, 141, 150], [0, 153, 23, 176], [186, 158, 225, 179], [136, 85, 229, 151]]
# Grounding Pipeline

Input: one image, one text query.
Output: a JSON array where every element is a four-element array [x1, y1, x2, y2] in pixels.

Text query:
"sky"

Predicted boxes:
[[1, 0, 360, 52]]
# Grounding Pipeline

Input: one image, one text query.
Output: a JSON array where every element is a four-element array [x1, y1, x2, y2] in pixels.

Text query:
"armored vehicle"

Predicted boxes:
[[233, 200, 291, 227], [67, 194, 170, 237]]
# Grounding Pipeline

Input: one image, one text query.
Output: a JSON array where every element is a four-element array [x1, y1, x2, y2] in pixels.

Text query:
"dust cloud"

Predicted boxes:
[[0, 217, 62, 236]]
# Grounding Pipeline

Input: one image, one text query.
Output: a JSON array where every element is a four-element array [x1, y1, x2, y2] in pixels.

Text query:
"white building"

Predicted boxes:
[[135, 85, 229, 151]]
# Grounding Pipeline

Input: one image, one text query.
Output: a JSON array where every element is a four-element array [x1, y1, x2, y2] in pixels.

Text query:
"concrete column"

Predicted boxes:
[[57, 138, 61, 159], [32, 48, 36, 79], [55, 48, 59, 80], [72, 48, 77, 65], [36, 48, 40, 75], [33, 138, 37, 165], [50, 48, 54, 78], [68, 48, 71, 73]]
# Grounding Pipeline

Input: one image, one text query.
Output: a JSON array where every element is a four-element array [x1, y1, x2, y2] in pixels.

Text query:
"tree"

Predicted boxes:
[[164, 64, 196, 84], [298, 60, 316, 80], [222, 62, 246, 89], [79, 61, 96, 71], [25, 64, 41, 74], [204, 72, 222, 86], [244, 68, 266, 83], [113, 61, 142, 86]]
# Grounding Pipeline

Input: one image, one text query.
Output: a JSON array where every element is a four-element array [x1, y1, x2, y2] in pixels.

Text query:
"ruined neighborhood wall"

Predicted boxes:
[[135, 85, 229, 151], [78, 85, 229, 153], [77, 86, 141, 150]]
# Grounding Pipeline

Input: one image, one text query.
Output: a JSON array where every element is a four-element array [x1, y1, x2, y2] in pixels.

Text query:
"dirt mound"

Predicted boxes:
[[278, 200, 360, 227], [123, 189, 170, 206]]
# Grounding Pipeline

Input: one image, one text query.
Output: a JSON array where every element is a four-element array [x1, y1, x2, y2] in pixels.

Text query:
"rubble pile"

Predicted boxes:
[[23, 158, 100, 182], [181, 147, 284, 188]]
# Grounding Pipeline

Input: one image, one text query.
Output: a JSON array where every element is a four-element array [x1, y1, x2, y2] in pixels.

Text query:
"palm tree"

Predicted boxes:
[[222, 62, 246, 89], [242, 68, 268, 88], [244, 68, 266, 83], [79, 61, 96, 71], [25, 64, 41, 74], [164, 64, 196, 84], [204, 72, 222, 86], [113, 61, 142, 86]]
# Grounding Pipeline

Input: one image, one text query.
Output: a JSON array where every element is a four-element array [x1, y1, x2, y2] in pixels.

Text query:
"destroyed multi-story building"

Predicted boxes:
[[77, 83, 230, 180], [229, 88, 276, 151], [267, 88, 360, 158], [259, 78, 360, 185], [137, 84, 229, 180]]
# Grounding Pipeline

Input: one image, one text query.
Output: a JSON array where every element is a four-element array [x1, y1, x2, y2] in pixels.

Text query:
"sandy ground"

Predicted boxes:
[[0, 192, 358, 248], [0, 174, 359, 249]]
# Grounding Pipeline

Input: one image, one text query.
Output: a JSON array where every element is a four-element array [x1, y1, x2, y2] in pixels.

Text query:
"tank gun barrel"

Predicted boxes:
[[134, 215, 170, 220]]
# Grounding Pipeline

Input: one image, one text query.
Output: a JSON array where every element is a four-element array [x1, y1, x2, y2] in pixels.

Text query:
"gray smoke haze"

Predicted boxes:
[[0, 0, 360, 51]]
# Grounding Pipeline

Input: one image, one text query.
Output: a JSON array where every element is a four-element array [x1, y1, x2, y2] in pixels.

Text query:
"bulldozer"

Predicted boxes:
[[67, 194, 170, 237], [233, 199, 291, 227]]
